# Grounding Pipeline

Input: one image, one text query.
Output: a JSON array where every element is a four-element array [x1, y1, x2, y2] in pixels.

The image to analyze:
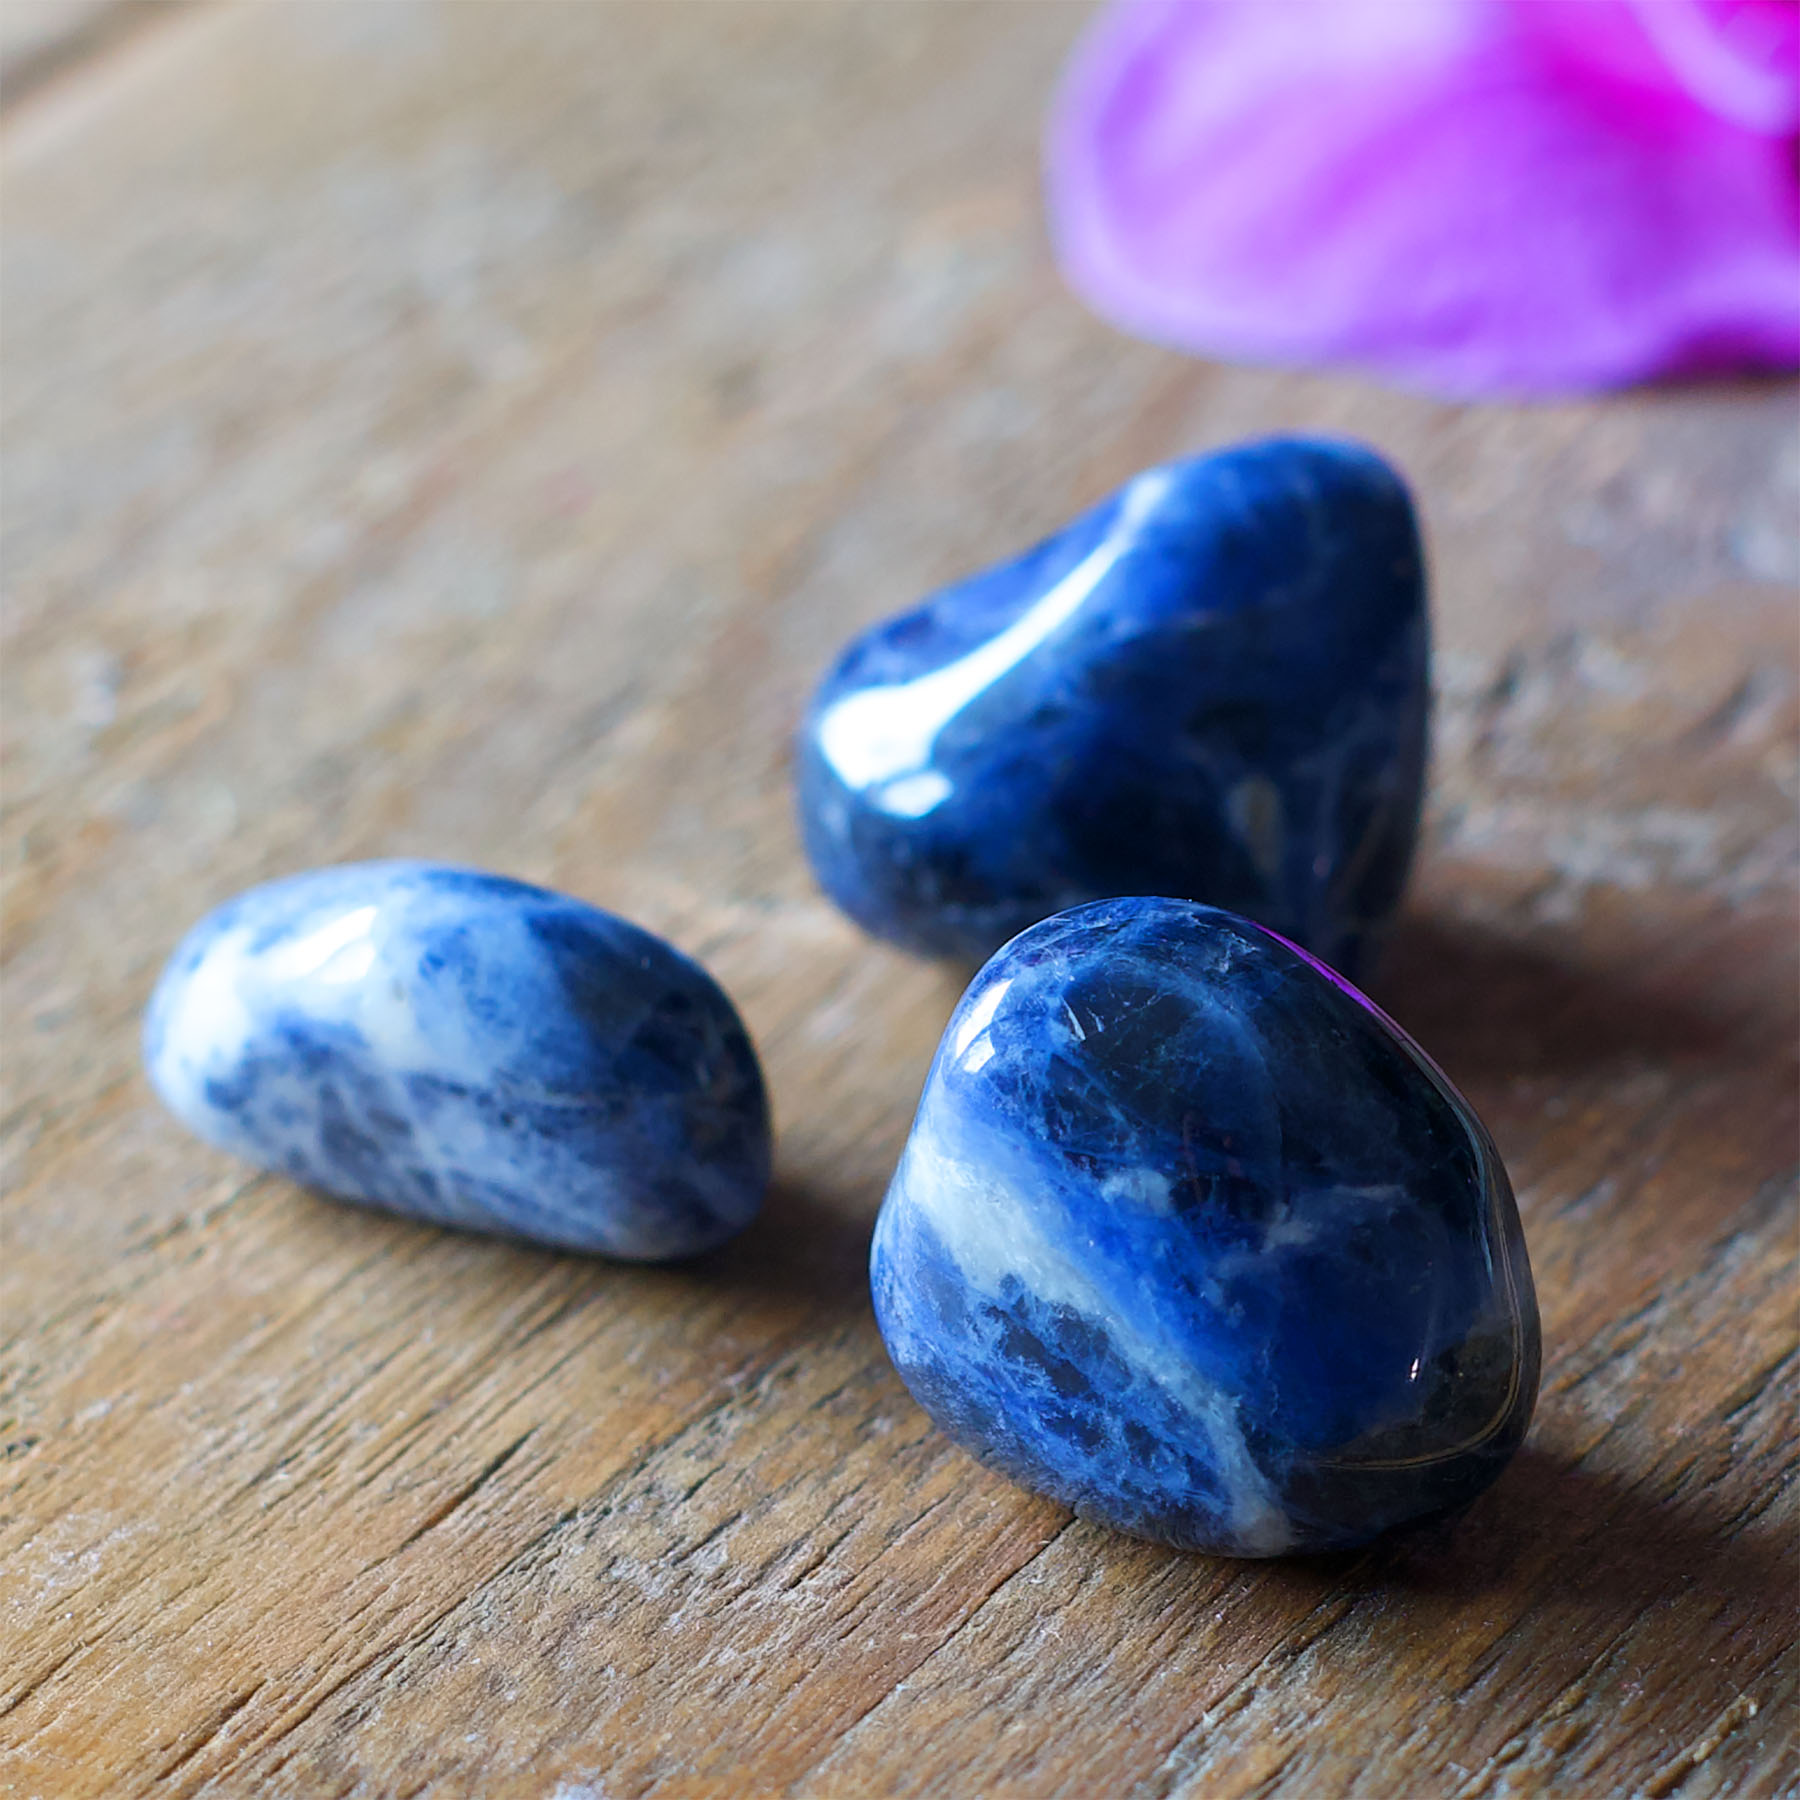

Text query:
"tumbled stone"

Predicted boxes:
[[144, 861, 770, 1260], [797, 436, 1429, 979], [871, 896, 1539, 1556]]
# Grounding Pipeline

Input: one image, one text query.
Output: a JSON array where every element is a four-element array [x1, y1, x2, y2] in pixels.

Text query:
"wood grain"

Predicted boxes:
[[2, 3, 1795, 1795]]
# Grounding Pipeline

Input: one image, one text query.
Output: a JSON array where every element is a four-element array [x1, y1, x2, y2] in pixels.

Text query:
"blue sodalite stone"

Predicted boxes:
[[797, 436, 1428, 979], [144, 862, 771, 1260], [872, 896, 1538, 1557]]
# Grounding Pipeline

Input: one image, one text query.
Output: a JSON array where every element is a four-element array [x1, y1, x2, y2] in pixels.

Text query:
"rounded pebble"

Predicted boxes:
[[796, 436, 1429, 979], [871, 895, 1539, 1556], [144, 861, 771, 1260]]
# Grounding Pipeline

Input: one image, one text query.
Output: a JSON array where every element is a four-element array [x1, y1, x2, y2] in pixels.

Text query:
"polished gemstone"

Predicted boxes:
[[797, 436, 1429, 978], [144, 861, 770, 1260], [871, 896, 1539, 1556]]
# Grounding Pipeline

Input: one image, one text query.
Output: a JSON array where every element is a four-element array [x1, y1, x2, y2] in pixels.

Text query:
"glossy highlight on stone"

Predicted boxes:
[[797, 436, 1429, 980], [144, 862, 771, 1260], [871, 896, 1538, 1556]]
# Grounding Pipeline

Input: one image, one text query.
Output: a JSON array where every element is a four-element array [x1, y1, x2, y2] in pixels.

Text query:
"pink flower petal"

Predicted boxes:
[[1518, 0, 1800, 135], [1047, 0, 1800, 396]]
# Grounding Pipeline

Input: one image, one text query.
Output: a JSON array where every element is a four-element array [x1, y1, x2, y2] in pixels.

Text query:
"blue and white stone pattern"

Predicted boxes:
[[871, 897, 1539, 1556], [144, 862, 771, 1260], [797, 436, 1430, 979]]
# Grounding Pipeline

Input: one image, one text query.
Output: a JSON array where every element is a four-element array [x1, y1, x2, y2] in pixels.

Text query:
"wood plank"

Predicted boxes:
[[2, 3, 1794, 1795], [0, 0, 169, 104]]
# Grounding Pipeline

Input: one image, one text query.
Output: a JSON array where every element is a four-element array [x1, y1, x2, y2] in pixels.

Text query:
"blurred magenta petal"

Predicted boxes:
[[1048, 0, 1800, 395], [1520, 0, 1800, 134]]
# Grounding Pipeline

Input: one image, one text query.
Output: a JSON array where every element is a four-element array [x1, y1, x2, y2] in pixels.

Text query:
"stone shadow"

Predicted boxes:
[[1370, 911, 1737, 1088], [683, 1168, 880, 1318], [1362, 1443, 1794, 1615]]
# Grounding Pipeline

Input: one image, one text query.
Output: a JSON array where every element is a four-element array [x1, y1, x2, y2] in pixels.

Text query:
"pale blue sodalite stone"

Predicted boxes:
[[798, 436, 1429, 980], [872, 896, 1539, 1556], [144, 862, 771, 1260]]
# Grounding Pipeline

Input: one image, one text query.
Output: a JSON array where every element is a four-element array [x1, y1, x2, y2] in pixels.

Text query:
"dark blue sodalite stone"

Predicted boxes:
[[871, 896, 1538, 1557], [144, 862, 771, 1260], [797, 436, 1429, 979]]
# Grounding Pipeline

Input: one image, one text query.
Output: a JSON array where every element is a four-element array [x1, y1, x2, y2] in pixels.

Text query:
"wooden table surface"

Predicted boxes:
[[3, 4, 1796, 1796]]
